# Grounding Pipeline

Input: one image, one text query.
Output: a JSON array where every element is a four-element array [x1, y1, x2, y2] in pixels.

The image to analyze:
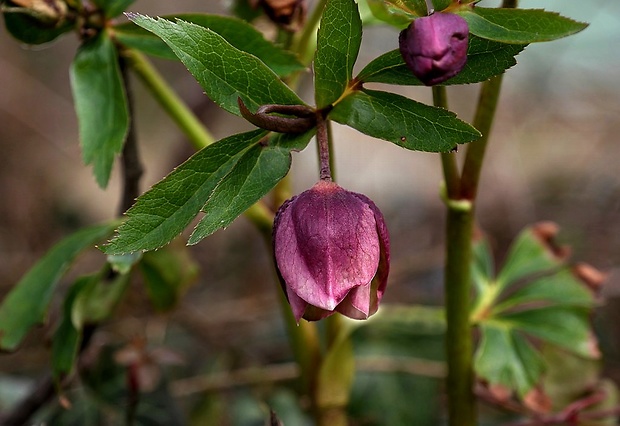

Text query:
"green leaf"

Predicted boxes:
[[314, 0, 362, 108], [496, 225, 564, 290], [72, 270, 131, 328], [139, 242, 199, 312], [0, 222, 116, 351], [475, 323, 545, 397], [472, 226, 599, 399], [104, 130, 266, 254], [471, 237, 495, 295], [51, 276, 92, 381], [458, 8, 588, 44], [2, 7, 73, 44], [92, 0, 134, 18], [357, 35, 526, 86], [105, 129, 313, 254], [329, 89, 480, 152], [189, 130, 314, 244], [493, 268, 593, 313], [127, 14, 304, 116], [365, 0, 419, 28], [113, 15, 304, 77], [70, 31, 129, 188]]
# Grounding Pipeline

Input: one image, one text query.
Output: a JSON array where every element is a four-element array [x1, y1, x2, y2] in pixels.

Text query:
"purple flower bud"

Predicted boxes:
[[273, 181, 390, 322], [399, 13, 469, 86]]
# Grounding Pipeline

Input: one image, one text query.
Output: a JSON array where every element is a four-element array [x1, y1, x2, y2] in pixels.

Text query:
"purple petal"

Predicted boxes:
[[274, 181, 381, 311]]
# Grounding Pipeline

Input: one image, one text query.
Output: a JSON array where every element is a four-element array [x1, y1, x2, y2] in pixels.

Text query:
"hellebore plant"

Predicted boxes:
[[0, 0, 601, 426]]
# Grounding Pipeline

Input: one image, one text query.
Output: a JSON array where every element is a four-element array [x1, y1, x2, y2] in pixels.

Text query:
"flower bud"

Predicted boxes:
[[273, 181, 390, 322], [399, 13, 469, 86]]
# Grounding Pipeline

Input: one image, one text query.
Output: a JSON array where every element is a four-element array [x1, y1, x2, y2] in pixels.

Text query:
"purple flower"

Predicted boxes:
[[399, 12, 469, 86], [273, 181, 390, 322]]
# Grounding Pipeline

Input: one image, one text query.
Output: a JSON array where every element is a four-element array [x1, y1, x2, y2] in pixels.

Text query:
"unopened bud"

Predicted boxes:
[[399, 12, 469, 86]]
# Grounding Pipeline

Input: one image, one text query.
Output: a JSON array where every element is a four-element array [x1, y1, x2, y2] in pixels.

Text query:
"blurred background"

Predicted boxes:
[[0, 0, 619, 424]]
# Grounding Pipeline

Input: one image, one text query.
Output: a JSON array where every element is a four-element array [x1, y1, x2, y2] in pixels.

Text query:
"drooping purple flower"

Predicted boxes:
[[273, 180, 390, 322], [399, 12, 469, 86]]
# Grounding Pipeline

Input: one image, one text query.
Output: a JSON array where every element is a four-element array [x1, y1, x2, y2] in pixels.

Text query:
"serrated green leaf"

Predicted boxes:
[[2, 8, 73, 44], [458, 8, 588, 44], [128, 14, 304, 116], [72, 270, 130, 328], [92, 0, 134, 18], [358, 35, 525, 86], [103, 130, 269, 255], [51, 275, 93, 381], [329, 89, 480, 152], [0, 223, 116, 351], [113, 14, 304, 77], [314, 0, 362, 108], [475, 324, 545, 397], [70, 31, 129, 188], [139, 242, 199, 312], [189, 130, 314, 244]]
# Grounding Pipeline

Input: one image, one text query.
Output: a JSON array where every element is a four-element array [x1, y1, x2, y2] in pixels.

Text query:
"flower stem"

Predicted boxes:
[[434, 85, 477, 426], [433, 86, 460, 198], [123, 49, 215, 150], [460, 75, 504, 200], [316, 112, 332, 181], [444, 202, 476, 426]]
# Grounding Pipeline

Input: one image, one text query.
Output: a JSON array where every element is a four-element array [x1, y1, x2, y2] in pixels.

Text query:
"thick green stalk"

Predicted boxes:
[[444, 201, 475, 426], [434, 85, 476, 426], [124, 49, 215, 150]]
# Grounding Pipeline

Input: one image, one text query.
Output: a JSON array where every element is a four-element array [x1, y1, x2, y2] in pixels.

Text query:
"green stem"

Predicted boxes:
[[444, 202, 476, 426], [293, 0, 328, 65], [276, 289, 322, 399], [460, 75, 504, 200], [434, 84, 476, 426], [123, 49, 215, 150], [433, 86, 460, 199]]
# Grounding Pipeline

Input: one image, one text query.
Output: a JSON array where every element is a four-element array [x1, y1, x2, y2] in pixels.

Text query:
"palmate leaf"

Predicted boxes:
[[472, 225, 599, 400], [329, 89, 480, 152], [314, 0, 362, 108], [104, 129, 313, 255], [0, 222, 117, 351], [358, 35, 525, 86], [113, 14, 304, 77], [128, 14, 304, 116], [70, 31, 129, 188]]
